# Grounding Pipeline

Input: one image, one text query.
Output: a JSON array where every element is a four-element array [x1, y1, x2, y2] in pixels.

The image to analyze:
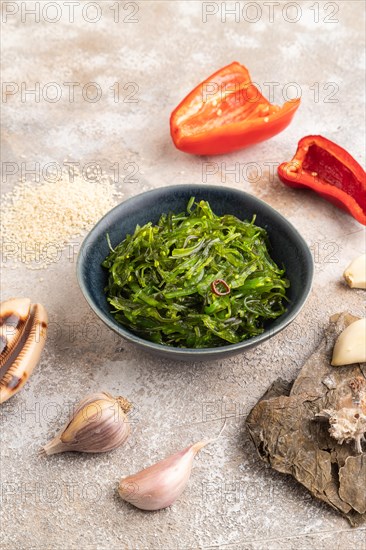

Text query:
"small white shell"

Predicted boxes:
[[343, 254, 366, 289], [331, 318, 366, 367], [0, 298, 48, 404]]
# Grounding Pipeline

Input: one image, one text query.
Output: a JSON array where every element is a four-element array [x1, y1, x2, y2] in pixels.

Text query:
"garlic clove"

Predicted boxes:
[[118, 441, 205, 511], [331, 318, 366, 366], [118, 423, 226, 511], [343, 254, 366, 289], [0, 299, 47, 404], [118, 439, 213, 511], [42, 392, 131, 455]]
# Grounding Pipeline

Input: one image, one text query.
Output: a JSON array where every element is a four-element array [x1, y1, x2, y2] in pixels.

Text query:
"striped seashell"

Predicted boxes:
[[0, 298, 48, 404]]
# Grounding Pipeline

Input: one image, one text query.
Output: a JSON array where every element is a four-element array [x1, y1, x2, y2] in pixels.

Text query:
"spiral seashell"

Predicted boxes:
[[0, 297, 48, 404]]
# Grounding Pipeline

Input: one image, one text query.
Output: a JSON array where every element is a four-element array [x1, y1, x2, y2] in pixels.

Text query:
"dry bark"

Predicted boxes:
[[246, 313, 366, 527]]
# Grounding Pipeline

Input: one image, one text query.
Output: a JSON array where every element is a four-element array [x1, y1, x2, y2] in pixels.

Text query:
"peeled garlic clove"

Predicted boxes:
[[42, 392, 131, 455], [331, 318, 366, 366], [343, 254, 366, 289], [118, 439, 212, 511], [0, 298, 48, 404]]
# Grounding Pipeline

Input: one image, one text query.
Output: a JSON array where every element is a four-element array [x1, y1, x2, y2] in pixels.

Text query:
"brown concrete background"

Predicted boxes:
[[1, 1, 365, 549]]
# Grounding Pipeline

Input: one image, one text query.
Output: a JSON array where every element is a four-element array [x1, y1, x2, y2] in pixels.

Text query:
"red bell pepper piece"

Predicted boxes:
[[278, 135, 366, 225], [170, 61, 300, 156]]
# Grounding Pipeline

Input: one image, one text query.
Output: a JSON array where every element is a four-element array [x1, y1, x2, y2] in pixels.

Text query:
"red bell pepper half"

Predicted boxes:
[[278, 135, 366, 225], [170, 61, 300, 156]]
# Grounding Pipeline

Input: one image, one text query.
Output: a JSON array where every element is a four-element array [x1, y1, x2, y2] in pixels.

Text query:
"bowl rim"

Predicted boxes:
[[77, 185, 314, 357]]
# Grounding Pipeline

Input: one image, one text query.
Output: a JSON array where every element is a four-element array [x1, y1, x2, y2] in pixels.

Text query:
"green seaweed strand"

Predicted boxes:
[[102, 199, 289, 348]]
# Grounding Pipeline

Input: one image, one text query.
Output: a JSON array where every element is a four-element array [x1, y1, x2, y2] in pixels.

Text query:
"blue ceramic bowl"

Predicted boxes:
[[77, 185, 313, 360]]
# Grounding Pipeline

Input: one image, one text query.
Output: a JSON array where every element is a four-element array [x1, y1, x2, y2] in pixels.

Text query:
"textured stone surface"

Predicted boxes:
[[1, 1, 365, 549]]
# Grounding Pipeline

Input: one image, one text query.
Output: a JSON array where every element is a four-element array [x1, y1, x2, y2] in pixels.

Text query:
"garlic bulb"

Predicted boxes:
[[42, 392, 131, 455], [343, 254, 366, 289], [118, 424, 225, 511], [331, 318, 366, 366], [0, 297, 48, 404]]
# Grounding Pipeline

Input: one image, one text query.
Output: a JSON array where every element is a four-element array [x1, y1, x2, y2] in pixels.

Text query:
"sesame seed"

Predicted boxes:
[[1, 168, 121, 269]]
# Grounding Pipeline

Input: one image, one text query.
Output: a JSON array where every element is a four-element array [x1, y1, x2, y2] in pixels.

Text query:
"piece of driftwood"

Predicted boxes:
[[246, 313, 366, 526]]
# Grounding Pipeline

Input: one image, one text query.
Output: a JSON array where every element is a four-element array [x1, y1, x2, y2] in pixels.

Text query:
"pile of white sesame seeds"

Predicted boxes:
[[1, 169, 121, 270]]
